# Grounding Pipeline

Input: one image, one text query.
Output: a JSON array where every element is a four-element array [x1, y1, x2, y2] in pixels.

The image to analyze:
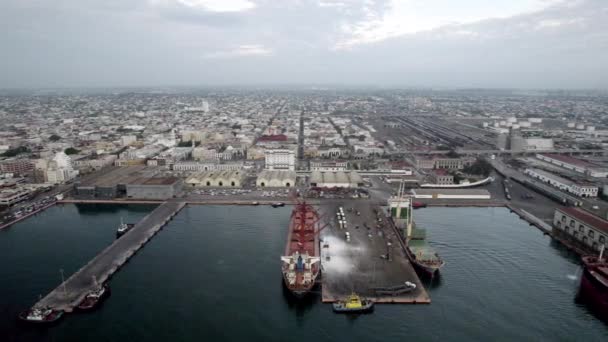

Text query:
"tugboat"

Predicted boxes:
[[77, 277, 110, 311], [271, 202, 285, 208], [18, 306, 63, 324], [332, 293, 374, 313], [116, 218, 134, 238]]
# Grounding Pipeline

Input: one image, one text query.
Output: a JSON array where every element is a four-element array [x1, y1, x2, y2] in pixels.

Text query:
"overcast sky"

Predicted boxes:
[[1, 0, 607, 89]]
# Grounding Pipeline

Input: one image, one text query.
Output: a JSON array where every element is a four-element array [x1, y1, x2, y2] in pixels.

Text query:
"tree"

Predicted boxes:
[[64, 147, 80, 155], [446, 149, 460, 158], [463, 158, 492, 177], [49, 134, 61, 142]]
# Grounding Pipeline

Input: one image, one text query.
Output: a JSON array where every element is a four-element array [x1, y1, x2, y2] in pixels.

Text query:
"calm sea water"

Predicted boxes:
[[1, 205, 607, 341]]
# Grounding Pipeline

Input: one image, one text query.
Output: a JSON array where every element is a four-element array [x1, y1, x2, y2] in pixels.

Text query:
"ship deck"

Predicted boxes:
[[320, 199, 431, 304]]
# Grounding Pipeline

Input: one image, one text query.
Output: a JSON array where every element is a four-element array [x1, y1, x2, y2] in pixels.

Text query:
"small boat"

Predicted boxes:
[[77, 282, 110, 311], [252, 201, 260, 206], [412, 202, 427, 209], [332, 293, 374, 313], [271, 202, 285, 208], [116, 218, 134, 238], [18, 306, 63, 324]]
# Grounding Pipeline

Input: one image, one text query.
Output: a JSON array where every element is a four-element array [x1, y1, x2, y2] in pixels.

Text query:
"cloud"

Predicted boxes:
[[203, 44, 273, 58], [152, 0, 256, 12]]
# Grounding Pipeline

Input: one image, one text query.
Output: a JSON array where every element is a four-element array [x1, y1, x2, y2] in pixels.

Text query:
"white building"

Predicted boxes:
[[265, 149, 295, 171], [256, 170, 296, 187], [43, 152, 79, 184], [524, 168, 598, 197], [536, 154, 608, 178], [310, 160, 348, 172], [121, 135, 137, 146]]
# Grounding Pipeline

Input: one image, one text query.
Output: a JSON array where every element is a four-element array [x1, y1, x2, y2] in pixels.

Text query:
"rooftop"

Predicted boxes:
[[557, 207, 608, 235]]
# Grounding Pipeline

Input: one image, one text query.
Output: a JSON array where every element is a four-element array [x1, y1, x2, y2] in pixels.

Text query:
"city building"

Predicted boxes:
[[536, 154, 608, 178], [309, 160, 348, 172], [411, 189, 491, 199], [429, 169, 454, 185], [553, 207, 607, 252], [524, 168, 598, 197], [0, 189, 31, 206], [0, 158, 34, 174], [265, 149, 295, 171]]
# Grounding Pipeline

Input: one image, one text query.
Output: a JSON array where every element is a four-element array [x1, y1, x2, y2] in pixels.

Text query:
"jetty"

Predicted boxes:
[[33, 201, 186, 312]]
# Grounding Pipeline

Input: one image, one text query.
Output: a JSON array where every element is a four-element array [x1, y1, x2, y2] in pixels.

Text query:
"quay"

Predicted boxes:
[[33, 201, 186, 312], [320, 200, 431, 304], [0, 201, 56, 230]]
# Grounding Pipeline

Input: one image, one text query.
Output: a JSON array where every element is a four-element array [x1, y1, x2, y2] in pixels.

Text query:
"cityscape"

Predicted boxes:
[[2, 0, 608, 341]]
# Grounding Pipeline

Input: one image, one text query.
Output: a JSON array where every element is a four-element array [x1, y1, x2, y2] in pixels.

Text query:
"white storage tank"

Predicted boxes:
[[567, 122, 576, 128], [519, 121, 531, 128], [576, 123, 585, 130], [587, 126, 596, 132], [529, 118, 542, 123], [507, 117, 517, 123], [482, 122, 489, 128]]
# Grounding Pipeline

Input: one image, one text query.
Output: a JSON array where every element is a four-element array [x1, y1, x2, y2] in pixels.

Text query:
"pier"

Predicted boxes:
[[33, 201, 186, 312], [320, 200, 430, 304]]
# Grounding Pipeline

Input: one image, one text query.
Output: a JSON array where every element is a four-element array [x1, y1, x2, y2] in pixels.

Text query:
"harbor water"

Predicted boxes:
[[1, 205, 607, 341]]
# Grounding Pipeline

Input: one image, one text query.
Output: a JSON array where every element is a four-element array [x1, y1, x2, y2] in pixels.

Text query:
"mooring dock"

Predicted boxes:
[[34, 201, 186, 312], [320, 200, 430, 304]]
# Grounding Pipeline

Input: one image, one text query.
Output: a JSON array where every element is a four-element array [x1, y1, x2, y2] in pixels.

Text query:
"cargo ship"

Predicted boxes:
[[280, 200, 321, 297], [389, 181, 444, 276], [405, 226, 445, 276], [578, 246, 608, 316]]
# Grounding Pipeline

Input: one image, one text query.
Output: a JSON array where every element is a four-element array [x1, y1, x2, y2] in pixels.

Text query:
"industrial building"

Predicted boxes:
[[553, 207, 607, 252], [185, 170, 245, 187], [309, 160, 348, 171], [536, 154, 608, 178], [411, 189, 491, 200], [256, 170, 296, 187], [126, 177, 183, 200], [524, 168, 598, 197], [73, 166, 148, 199], [309, 171, 363, 188]]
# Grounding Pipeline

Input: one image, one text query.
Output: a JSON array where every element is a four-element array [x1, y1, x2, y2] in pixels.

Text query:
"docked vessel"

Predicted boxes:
[[281, 200, 322, 297], [389, 181, 444, 276], [77, 280, 110, 311], [272, 202, 285, 208], [116, 218, 134, 238], [332, 293, 374, 313], [412, 201, 427, 209], [18, 307, 63, 324], [578, 246, 608, 316]]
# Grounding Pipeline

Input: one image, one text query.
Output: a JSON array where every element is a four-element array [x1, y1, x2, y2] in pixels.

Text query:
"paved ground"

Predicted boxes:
[[319, 199, 430, 304], [35, 201, 185, 312]]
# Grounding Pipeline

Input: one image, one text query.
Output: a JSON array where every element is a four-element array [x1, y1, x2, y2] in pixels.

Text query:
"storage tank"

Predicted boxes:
[[567, 122, 576, 128], [499, 120, 507, 126], [529, 118, 542, 123], [507, 117, 517, 123], [587, 126, 596, 132], [576, 123, 585, 130], [519, 121, 531, 128], [482, 122, 489, 128]]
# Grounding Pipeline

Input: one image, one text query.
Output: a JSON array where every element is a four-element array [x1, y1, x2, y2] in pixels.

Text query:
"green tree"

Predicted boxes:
[[463, 158, 492, 177], [64, 147, 80, 155], [49, 134, 61, 142]]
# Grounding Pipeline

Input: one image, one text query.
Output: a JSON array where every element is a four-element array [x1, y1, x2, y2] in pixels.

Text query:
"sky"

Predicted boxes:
[[1, 0, 607, 89]]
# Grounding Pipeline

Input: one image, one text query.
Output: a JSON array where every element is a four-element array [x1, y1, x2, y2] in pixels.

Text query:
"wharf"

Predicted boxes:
[[0, 202, 56, 230], [33, 201, 186, 312], [320, 200, 430, 304]]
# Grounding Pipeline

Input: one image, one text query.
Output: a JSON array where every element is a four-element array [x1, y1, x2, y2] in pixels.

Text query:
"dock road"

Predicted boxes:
[[34, 201, 186, 312]]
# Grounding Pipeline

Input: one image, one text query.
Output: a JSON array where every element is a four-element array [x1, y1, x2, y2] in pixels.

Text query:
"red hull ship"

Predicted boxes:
[[579, 252, 608, 317], [281, 201, 322, 297]]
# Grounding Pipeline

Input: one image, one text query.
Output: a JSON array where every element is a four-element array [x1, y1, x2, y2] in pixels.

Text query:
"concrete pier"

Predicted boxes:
[[320, 200, 430, 304], [34, 201, 186, 312]]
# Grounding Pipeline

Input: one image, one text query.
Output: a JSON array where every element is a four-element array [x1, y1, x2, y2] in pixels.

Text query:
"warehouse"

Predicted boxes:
[[256, 170, 296, 187], [536, 153, 608, 178], [524, 168, 598, 197], [411, 189, 491, 200], [185, 170, 245, 188], [126, 177, 183, 200], [553, 207, 607, 252], [309, 171, 364, 188]]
